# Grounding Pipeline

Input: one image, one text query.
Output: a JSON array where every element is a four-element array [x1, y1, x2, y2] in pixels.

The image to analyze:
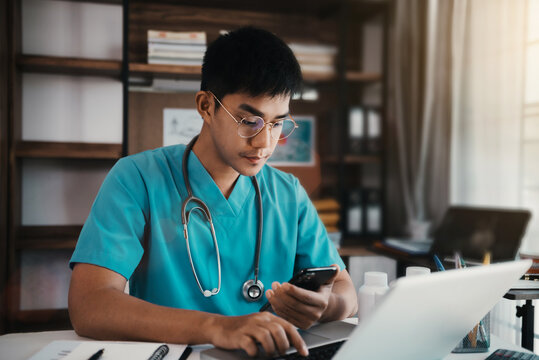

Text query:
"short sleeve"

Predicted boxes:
[[293, 178, 345, 273], [70, 157, 149, 280]]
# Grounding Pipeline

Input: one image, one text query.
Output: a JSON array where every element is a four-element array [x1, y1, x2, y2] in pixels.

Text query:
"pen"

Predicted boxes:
[[454, 252, 462, 269], [179, 346, 192, 360], [87, 349, 104, 360], [148, 344, 169, 360], [483, 252, 491, 265], [433, 254, 445, 271]]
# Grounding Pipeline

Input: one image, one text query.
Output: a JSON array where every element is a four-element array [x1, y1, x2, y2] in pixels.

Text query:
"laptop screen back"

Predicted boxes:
[[429, 206, 531, 262], [335, 260, 532, 360]]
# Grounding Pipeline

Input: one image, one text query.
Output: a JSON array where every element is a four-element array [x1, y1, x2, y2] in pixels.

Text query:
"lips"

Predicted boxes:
[[241, 153, 270, 164], [244, 156, 265, 164]]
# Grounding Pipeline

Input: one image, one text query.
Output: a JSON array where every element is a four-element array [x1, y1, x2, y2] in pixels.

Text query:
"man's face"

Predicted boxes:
[[208, 92, 291, 177]]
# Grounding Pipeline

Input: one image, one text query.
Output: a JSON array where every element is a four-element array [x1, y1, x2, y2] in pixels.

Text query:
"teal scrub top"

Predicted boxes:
[[70, 144, 345, 316]]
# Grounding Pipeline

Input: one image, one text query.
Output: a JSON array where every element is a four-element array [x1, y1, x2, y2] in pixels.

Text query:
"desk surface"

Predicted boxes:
[[504, 288, 539, 300], [0, 327, 534, 360]]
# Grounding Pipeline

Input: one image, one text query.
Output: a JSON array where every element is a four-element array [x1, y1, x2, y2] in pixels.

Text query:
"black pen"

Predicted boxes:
[[87, 348, 104, 360], [148, 344, 169, 360], [179, 346, 192, 360]]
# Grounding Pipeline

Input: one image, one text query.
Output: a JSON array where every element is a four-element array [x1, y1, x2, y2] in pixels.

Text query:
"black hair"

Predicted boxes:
[[201, 27, 303, 104]]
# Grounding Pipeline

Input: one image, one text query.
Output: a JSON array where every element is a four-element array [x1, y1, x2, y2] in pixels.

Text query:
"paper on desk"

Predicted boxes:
[[27, 340, 79, 360], [511, 279, 539, 290], [27, 340, 188, 360]]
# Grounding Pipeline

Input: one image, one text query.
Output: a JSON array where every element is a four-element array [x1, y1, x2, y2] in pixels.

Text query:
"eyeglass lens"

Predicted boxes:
[[239, 117, 296, 140]]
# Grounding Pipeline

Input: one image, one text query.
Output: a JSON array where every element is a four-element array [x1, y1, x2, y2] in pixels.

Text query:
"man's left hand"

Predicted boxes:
[[265, 266, 340, 329]]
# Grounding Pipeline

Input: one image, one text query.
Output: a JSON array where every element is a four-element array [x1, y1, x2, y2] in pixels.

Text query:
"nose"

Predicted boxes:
[[250, 123, 272, 149]]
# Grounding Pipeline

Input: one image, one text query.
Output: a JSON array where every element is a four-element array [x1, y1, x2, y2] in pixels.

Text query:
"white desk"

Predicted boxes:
[[0, 329, 534, 360]]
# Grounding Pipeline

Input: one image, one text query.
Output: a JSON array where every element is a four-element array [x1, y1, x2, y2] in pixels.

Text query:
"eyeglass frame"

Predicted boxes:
[[208, 91, 299, 140]]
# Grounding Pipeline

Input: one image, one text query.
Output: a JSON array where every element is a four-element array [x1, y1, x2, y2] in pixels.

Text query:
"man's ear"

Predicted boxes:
[[195, 91, 213, 125]]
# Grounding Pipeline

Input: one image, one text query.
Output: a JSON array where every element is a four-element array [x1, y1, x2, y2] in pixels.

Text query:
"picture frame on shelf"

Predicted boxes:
[[267, 115, 315, 167], [163, 108, 203, 146]]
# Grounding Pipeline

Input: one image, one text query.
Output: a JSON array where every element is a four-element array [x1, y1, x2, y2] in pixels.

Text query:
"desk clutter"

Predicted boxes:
[[436, 253, 492, 353], [312, 198, 341, 248], [485, 349, 539, 360], [28, 340, 189, 360]]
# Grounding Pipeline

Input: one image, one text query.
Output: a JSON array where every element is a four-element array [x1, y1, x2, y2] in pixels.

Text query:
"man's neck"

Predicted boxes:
[[191, 133, 240, 199]]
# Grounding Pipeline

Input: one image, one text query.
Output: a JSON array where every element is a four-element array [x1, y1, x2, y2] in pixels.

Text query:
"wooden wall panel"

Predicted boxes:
[[128, 91, 334, 196]]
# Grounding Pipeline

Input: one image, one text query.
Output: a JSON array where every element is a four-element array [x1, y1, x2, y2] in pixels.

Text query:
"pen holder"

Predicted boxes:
[[452, 312, 490, 353]]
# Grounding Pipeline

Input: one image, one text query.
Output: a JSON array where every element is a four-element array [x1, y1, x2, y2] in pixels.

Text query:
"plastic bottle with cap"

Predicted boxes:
[[357, 271, 389, 321], [405, 266, 431, 277]]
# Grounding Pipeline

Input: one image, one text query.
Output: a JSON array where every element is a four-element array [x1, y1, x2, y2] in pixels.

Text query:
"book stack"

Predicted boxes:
[[288, 43, 337, 78], [147, 30, 207, 66], [313, 198, 341, 248]]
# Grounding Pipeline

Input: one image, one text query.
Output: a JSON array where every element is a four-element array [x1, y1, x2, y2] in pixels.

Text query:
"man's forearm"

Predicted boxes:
[[319, 279, 358, 322], [69, 287, 221, 344]]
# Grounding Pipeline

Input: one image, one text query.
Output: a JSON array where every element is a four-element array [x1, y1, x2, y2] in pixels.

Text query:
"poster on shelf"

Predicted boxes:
[[163, 108, 203, 146], [267, 115, 315, 166]]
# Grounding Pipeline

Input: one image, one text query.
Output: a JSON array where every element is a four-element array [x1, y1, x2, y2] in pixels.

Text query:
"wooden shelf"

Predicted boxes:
[[16, 225, 82, 250], [139, 0, 340, 17], [323, 154, 381, 164], [345, 71, 382, 83], [17, 55, 122, 77], [14, 141, 122, 160], [338, 245, 377, 257], [63, 0, 121, 4], [129, 62, 202, 79], [129, 63, 343, 83], [348, 1, 389, 22]]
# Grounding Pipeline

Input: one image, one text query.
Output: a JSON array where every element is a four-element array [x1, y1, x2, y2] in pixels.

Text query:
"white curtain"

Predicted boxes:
[[450, 0, 532, 348], [387, 0, 453, 237]]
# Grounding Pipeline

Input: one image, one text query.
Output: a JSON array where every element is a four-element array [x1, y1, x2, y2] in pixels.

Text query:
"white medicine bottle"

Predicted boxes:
[[357, 271, 389, 320]]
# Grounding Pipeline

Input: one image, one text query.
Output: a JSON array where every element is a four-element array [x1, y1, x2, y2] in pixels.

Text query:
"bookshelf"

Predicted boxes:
[[2, 0, 390, 332], [17, 55, 122, 77]]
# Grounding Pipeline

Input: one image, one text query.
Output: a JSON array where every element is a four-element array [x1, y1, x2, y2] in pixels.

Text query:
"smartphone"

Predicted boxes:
[[259, 266, 338, 312]]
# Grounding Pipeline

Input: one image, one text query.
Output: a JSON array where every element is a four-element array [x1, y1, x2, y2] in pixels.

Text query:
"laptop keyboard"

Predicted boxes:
[[272, 341, 345, 360], [485, 349, 539, 360]]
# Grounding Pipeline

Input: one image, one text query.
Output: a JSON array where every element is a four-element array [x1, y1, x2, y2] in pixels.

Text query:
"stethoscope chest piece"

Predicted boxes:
[[242, 279, 264, 302]]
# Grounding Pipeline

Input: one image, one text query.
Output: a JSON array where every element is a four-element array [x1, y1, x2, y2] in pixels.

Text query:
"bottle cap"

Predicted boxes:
[[364, 271, 388, 287], [406, 266, 431, 277]]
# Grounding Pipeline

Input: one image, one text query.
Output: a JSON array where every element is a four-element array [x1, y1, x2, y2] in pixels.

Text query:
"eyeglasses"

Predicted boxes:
[[209, 92, 298, 140]]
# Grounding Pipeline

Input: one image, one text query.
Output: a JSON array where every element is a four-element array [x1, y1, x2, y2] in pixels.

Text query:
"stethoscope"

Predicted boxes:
[[181, 135, 265, 302]]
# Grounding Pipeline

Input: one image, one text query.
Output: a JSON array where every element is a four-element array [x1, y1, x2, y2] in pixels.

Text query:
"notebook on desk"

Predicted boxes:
[[200, 260, 531, 360], [382, 206, 531, 262]]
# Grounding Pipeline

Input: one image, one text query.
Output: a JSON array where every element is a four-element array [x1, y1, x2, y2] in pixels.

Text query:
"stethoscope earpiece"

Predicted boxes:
[[182, 135, 265, 302]]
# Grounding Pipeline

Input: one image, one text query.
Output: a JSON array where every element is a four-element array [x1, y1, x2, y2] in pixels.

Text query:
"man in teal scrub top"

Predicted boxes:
[[69, 27, 357, 357]]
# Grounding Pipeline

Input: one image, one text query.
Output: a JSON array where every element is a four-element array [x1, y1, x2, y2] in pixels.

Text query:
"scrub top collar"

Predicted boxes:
[[184, 147, 255, 218]]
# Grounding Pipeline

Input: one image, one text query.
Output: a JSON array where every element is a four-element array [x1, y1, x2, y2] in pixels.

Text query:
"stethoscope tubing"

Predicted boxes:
[[181, 135, 263, 300]]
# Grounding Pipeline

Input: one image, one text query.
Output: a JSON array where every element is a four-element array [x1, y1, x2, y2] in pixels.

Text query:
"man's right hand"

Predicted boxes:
[[208, 312, 308, 357]]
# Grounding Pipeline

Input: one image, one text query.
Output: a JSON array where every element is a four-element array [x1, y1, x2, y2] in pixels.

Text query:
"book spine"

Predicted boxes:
[[148, 57, 203, 66], [148, 42, 207, 52], [288, 43, 338, 55], [148, 49, 206, 59], [148, 30, 206, 44]]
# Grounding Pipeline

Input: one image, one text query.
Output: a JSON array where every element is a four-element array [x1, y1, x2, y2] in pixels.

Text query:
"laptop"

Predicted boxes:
[[200, 259, 531, 360], [383, 206, 531, 262]]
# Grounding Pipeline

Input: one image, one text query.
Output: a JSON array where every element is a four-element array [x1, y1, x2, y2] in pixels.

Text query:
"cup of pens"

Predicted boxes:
[[452, 313, 491, 353], [434, 252, 492, 353]]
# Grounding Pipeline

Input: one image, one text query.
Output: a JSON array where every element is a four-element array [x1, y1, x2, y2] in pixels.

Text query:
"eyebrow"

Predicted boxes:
[[238, 103, 290, 119]]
